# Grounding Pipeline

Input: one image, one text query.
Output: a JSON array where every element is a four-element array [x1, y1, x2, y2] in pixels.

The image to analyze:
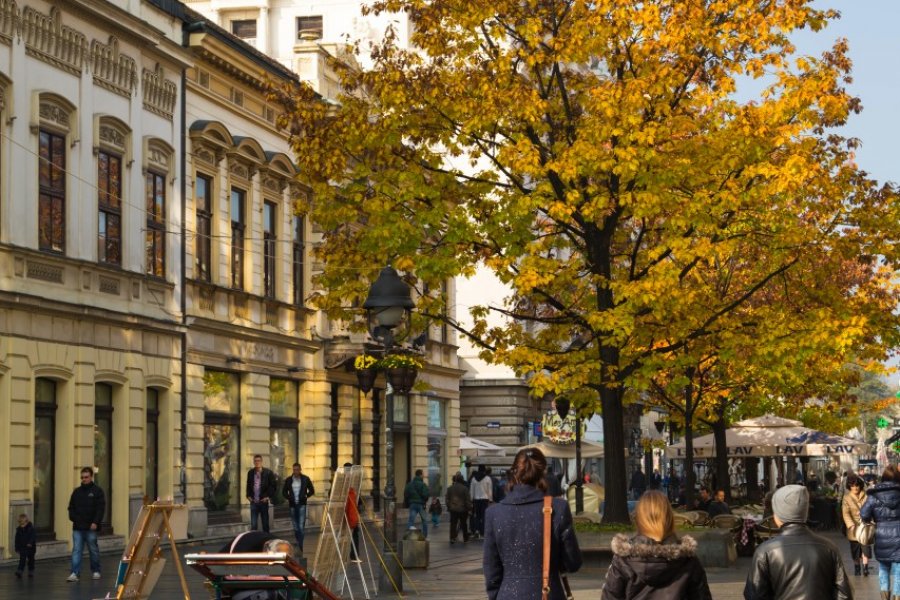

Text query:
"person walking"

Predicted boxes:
[[861, 466, 900, 600], [483, 448, 582, 600], [744, 484, 852, 600], [630, 467, 647, 500], [246, 454, 277, 533], [404, 468, 430, 537], [842, 474, 871, 577], [602, 490, 711, 599], [14, 513, 36, 578], [470, 464, 493, 539], [282, 462, 314, 552], [446, 472, 472, 543], [66, 466, 106, 582]]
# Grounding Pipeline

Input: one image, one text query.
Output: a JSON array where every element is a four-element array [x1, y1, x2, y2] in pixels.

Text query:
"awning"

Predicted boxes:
[[459, 434, 506, 457], [665, 414, 868, 458], [518, 439, 604, 459]]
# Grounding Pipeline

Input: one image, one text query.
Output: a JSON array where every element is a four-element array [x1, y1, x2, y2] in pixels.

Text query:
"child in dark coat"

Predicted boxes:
[[429, 497, 443, 528], [15, 513, 36, 577]]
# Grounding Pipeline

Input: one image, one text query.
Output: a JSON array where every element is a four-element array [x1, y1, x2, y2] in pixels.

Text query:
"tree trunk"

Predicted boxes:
[[601, 385, 629, 524], [712, 418, 730, 501], [682, 380, 697, 509]]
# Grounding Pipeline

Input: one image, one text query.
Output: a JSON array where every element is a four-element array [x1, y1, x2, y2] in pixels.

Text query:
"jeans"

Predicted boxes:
[[71, 529, 100, 575], [250, 501, 270, 532], [879, 561, 900, 594], [407, 503, 427, 536], [289, 504, 308, 550]]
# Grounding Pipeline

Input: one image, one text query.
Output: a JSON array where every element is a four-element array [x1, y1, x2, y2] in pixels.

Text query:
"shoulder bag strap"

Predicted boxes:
[[542, 496, 552, 600]]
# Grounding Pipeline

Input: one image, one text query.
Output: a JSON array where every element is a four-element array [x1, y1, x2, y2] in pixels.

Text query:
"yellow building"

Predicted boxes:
[[0, 0, 460, 558]]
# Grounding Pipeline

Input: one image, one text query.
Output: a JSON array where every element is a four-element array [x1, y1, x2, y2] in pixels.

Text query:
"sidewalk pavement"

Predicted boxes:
[[0, 519, 886, 599]]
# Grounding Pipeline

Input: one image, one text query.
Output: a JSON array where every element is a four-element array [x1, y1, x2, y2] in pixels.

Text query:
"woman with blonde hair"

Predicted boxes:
[[602, 490, 711, 600]]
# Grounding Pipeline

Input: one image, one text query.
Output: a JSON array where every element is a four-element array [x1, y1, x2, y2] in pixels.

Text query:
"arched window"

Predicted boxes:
[[95, 116, 130, 266], [36, 95, 75, 254], [34, 378, 58, 539], [144, 139, 173, 278]]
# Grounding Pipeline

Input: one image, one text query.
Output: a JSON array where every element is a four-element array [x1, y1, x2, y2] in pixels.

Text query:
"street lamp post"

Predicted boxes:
[[363, 266, 414, 592]]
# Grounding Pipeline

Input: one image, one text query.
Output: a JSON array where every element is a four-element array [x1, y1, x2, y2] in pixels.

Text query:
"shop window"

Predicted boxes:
[[146, 389, 159, 501], [203, 371, 241, 520], [269, 379, 299, 515], [428, 398, 447, 498], [34, 378, 57, 540], [95, 383, 114, 533]]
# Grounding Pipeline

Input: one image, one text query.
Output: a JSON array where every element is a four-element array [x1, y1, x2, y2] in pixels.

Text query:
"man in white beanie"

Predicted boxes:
[[744, 484, 852, 599]]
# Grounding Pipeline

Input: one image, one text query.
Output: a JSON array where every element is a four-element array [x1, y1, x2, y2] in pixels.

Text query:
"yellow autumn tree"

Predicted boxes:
[[270, 1, 900, 522]]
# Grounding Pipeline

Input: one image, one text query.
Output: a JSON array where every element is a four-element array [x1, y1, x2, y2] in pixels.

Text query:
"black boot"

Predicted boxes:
[[864, 564, 870, 577], [855, 564, 861, 576]]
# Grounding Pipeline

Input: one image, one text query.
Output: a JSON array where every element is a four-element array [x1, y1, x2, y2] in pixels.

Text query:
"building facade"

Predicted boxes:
[[0, 0, 460, 558], [0, 0, 188, 556]]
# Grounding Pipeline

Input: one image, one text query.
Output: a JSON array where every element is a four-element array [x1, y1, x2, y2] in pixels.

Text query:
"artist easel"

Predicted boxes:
[[311, 465, 377, 600], [114, 500, 189, 599]]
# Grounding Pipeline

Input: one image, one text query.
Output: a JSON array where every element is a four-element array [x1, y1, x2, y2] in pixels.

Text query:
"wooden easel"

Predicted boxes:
[[115, 500, 190, 599]]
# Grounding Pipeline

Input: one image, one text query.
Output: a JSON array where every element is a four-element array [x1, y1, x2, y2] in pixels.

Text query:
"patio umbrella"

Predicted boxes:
[[518, 439, 605, 459], [665, 414, 868, 458], [459, 434, 506, 457]]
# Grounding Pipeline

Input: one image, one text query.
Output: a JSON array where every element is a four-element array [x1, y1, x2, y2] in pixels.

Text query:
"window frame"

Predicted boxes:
[[195, 173, 213, 282], [263, 201, 277, 299], [34, 378, 58, 541], [296, 15, 323, 40], [231, 19, 257, 39], [97, 150, 123, 265], [145, 170, 166, 277], [38, 129, 66, 254], [230, 187, 246, 290]]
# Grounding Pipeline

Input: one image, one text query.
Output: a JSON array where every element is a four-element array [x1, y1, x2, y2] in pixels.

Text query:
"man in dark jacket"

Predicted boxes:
[[630, 468, 647, 500], [707, 489, 732, 518], [282, 462, 314, 551], [67, 466, 106, 582], [744, 484, 852, 600], [445, 473, 472, 543], [404, 469, 430, 537], [246, 454, 278, 533]]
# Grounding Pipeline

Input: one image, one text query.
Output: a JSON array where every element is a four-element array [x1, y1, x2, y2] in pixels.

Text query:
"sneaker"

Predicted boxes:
[[66, 573, 79, 582], [92, 572, 101, 580], [408, 526, 417, 531]]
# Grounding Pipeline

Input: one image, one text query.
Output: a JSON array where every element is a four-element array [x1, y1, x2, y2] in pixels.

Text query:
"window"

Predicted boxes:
[[146, 172, 165, 277], [203, 371, 241, 518], [427, 398, 447, 498], [97, 151, 122, 264], [263, 201, 276, 299], [39, 130, 66, 253], [34, 378, 57, 540], [392, 394, 409, 425], [269, 379, 299, 513], [196, 174, 212, 281], [296, 15, 323, 40], [95, 383, 114, 533], [292, 215, 304, 305], [231, 19, 257, 39], [231, 188, 245, 289], [146, 389, 159, 501]]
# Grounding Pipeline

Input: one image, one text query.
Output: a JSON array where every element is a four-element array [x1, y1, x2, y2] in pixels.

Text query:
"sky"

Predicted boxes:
[[788, 1, 900, 185]]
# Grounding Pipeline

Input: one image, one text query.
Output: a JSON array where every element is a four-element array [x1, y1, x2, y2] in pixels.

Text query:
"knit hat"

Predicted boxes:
[[772, 484, 809, 524]]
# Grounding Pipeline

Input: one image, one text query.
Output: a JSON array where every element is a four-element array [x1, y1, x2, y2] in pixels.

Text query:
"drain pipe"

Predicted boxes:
[[178, 27, 189, 507]]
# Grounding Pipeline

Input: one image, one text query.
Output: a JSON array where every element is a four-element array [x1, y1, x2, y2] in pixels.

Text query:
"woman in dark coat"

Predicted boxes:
[[483, 448, 582, 600], [860, 465, 900, 598], [602, 490, 712, 600]]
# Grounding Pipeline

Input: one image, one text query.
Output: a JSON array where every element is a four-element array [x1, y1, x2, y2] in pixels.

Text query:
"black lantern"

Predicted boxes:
[[654, 421, 666, 434], [555, 396, 571, 419], [363, 266, 414, 348]]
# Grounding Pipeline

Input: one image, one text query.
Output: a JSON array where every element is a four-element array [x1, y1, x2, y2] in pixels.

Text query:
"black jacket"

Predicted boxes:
[[245, 468, 278, 503], [15, 522, 36, 553], [743, 523, 852, 600], [483, 484, 582, 600], [861, 481, 900, 561], [602, 534, 711, 600], [446, 481, 473, 513], [282, 474, 315, 507], [68, 481, 106, 531]]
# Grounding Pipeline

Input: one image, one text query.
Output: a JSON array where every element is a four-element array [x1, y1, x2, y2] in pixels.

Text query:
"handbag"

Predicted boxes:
[[854, 521, 876, 546], [542, 497, 574, 600]]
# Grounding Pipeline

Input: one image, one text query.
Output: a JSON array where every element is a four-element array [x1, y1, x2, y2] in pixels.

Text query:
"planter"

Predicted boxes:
[[356, 368, 377, 393], [386, 366, 418, 394]]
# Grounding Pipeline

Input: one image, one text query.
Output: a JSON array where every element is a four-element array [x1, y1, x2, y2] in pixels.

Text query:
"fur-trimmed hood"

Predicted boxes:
[[608, 534, 701, 591], [611, 534, 698, 559]]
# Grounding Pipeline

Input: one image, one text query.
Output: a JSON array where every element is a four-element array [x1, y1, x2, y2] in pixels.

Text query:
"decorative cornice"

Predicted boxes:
[[91, 36, 137, 98], [143, 63, 177, 120], [22, 6, 87, 76]]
